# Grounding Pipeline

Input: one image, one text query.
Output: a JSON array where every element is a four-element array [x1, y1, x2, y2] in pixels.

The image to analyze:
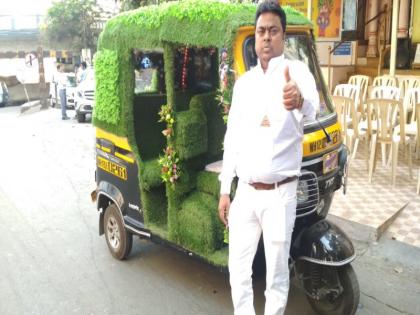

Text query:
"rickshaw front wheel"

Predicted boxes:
[[104, 204, 133, 260], [305, 264, 359, 315]]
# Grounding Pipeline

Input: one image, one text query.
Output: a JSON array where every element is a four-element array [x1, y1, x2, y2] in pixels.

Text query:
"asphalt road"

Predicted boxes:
[[1, 105, 419, 315]]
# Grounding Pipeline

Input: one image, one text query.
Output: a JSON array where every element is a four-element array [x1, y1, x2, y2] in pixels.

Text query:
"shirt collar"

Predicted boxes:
[[257, 54, 285, 74]]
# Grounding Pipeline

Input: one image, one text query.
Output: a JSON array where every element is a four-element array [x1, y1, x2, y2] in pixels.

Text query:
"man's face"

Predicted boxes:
[[255, 12, 285, 67]]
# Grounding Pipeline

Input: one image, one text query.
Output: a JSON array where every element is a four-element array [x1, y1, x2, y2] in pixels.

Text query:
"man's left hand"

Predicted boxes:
[[283, 65, 302, 111]]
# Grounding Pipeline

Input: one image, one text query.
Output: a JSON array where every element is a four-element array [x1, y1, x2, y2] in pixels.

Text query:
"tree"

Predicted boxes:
[[43, 0, 103, 52]]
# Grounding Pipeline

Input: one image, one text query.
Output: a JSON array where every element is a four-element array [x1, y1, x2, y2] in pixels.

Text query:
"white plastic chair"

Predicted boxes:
[[372, 75, 398, 87], [367, 98, 411, 186], [398, 76, 420, 100], [393, 88, 420, 161], [333, 84, 361, 124], [332, 95, 368, 163], [348, 75, 370, 111], [371, 86, 401, 100]]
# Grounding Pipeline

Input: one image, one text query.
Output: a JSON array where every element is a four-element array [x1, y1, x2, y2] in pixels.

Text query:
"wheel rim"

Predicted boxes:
[[106, 216, 120, 249]]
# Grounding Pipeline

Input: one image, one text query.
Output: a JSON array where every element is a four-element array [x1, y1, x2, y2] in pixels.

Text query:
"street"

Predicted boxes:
[[0, 105, 419, 315]]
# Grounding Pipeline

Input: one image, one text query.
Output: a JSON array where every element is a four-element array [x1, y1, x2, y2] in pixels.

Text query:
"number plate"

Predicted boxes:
[[97, 156, 127, 180], [323, 150, 338, 174]]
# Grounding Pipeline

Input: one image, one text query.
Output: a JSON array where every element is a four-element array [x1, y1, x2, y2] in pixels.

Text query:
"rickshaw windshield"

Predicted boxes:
[[242, 33, 334, 120]]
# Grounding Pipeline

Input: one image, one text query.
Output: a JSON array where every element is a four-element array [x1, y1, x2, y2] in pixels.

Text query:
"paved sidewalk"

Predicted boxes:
[[330, 143, 420, 247]]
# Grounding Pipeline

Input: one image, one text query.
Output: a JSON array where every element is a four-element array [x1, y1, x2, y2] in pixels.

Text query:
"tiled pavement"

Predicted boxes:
[[329, 142, 420, 247]]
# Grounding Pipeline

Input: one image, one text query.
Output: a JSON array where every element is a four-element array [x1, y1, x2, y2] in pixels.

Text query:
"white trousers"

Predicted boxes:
[[228, 180, 298, 315]]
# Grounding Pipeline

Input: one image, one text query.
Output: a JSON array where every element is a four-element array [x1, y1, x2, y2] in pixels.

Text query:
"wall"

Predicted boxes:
[[321, 65, 355, 91], [7, 83, 50, 105]]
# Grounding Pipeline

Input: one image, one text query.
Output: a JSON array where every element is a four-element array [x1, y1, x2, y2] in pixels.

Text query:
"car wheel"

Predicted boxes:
[[77, 112, 85, 123], [104, 204, 133, 260]]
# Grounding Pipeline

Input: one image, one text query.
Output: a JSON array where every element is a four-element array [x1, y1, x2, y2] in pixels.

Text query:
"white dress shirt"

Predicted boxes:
[[219, 54, 319, 194], [56, 72, 67, 90]]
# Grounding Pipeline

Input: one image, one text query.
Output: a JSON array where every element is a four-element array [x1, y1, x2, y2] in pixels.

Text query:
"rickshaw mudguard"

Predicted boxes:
[[295, 219, 356, 266], [97, 181, 125, 235]]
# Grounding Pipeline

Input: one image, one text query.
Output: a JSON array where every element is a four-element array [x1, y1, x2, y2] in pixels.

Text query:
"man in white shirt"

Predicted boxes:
[[56, 65, 69, 120], [218, 1, 318, 314]]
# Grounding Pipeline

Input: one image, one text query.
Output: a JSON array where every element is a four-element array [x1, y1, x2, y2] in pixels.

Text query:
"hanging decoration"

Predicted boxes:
[[158, 104, 180, 184], [181, 47, 189, 90]]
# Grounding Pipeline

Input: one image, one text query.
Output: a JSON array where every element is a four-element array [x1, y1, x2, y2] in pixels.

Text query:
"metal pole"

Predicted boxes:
[[307, 0, 312, 20], [328, 45, 332, 93], [389, 0, 399, 76], [37, 46, 49, 109]]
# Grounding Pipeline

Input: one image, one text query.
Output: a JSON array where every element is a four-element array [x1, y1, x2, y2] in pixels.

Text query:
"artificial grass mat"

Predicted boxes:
[[177, 191, 224, 255]]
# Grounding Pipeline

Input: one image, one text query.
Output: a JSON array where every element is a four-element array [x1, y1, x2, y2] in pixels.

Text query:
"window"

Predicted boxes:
[[243, 34, 334, 120], [174, 47, 216, 92], [133, 49, 165, 94]]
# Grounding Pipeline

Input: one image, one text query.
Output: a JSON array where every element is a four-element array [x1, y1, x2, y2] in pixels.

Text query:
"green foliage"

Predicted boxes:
[[141, 186, 167, 225], [174, 109, 208, 160], [177, 192, 224, 254], [43, 0, 103, 51], [94, 1, 311, 133], [140, 158, 162, 189], [93, 50, 121, 125], [190, 92, 225, 160], [196, 171, 220, 197]]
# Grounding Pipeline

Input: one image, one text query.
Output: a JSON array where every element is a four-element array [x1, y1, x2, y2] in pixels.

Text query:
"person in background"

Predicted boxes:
[[77, 61, 88, 84], [57, 65, 69, 120], [218, 1, 318, 314]]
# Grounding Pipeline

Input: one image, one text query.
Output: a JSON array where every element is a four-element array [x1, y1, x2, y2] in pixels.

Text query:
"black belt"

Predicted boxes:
[[249, 176, 298, 190]]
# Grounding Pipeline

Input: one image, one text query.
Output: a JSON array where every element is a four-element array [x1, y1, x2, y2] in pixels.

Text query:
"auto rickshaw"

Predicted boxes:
[[92, 1, 358, 314]]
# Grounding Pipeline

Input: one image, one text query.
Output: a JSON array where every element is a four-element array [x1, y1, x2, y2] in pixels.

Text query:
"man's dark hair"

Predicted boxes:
[[255, 0, 287, 34], [81, 61, 87, 69]]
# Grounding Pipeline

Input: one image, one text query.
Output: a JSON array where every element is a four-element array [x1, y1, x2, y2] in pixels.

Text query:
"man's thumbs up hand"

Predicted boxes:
[[283, 65, 302, 111]]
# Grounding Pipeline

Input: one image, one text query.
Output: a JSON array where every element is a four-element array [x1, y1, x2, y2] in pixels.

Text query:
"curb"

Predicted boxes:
[[20, 100, 43, 114]]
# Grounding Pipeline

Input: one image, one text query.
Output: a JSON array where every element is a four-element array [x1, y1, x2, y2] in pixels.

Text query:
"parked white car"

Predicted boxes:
[[50, 72, 77, 109], [0, 81, 9, 107], [74, 69, 94, 123]]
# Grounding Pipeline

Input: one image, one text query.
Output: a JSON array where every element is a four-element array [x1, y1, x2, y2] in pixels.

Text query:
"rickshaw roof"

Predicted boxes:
[[98, 0, 312, 51]]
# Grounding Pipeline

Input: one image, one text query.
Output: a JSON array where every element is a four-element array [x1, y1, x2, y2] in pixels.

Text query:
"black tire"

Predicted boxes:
[[103, 204, 133, 260], [76, 112, 85, 123], [306, 264, 359, 315]]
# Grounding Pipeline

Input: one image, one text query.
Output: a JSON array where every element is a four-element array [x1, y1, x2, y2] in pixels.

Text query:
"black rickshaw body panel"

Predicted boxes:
[[95, 142, 144, 235]]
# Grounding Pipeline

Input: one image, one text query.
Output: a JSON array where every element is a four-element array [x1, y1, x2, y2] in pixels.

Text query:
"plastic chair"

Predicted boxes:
[[371, 86, 401, 100], [360, 86, 400, 151], [394, 88, 420, 146], [333, 84, 361, 122], [333, 84, 360, 100], [348, 75, 370, 111], [398, 76, 420, 100], [366, 98, 410, 186], [372, 75, 398, 87], [332, 95, 368, 163]]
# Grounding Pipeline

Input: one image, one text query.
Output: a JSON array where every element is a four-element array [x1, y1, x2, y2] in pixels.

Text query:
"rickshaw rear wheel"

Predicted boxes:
[[104, 204, 133, 260], [305, 264, 359, 315]]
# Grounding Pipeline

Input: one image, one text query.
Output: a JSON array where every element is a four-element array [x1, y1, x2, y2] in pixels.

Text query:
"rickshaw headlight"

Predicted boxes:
[[296, 180, 309, 203]]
